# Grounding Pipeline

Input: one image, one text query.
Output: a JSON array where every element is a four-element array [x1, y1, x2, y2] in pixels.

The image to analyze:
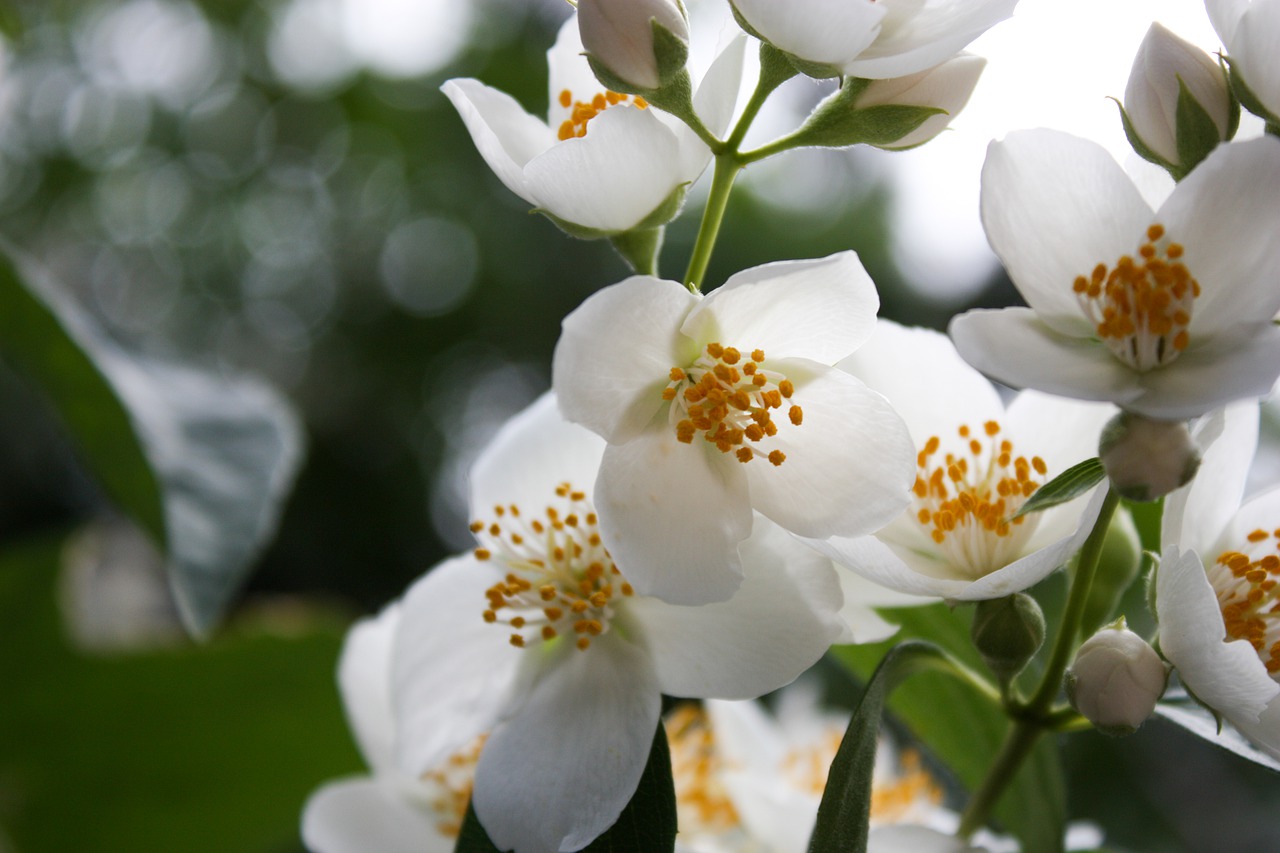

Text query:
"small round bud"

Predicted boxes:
[[856, 53, 986, 149], [1066, 622, 1168, 735], [578, 0, 689, 92], [1123, 22, 1233, 170], [1099, 412, 1200, 502], [971, 593, 1046, 685]]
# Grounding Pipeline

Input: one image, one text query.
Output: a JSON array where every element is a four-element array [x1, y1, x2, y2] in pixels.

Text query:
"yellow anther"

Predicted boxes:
[[769, 450, 786, 466], [474, 548, 491, 561]]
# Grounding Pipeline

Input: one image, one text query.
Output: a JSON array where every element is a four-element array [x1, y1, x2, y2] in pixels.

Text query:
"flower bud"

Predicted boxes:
[[578, 0, 689, 92], [971, 593, 1045, 685], [1099, 412, 1200, 502], [856, 53, 986, 149], [1122, 23, 1234, 174], [1066, 622, 1168, 735]]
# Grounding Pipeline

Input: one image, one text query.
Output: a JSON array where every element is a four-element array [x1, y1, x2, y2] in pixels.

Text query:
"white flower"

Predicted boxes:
[[1123, 22, 1233, 168], [578, 0, 689, 91], [441, 16, 742, 235], [552, 252, 916, 605], [855, 53, 987, 150], [1067, 622, 1168, 733], [1157, 402, 1280, 760], [668, 685, 961, 853], [812, 321, 1114, 601], [729, 0, 1015, 79], [1206, 0, 1280, 120], [950, 130, 1280, 420], [392, 394, 846, 853], [301, 605, 476, 853]]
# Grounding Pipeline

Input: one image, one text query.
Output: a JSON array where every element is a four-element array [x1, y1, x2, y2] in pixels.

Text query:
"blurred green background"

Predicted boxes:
[[0, 1, 1277, 851]]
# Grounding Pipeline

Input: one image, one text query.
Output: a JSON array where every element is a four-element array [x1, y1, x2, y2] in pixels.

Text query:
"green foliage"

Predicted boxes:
[[835, 606, 1067, 853], [454, 724, 676, 853], [808, 642, 952, 853], [0, 251, 167, 546], [0, 537, 360, 853], [1080, 506, 1142, 636], [1011, 458, 1105, 521]]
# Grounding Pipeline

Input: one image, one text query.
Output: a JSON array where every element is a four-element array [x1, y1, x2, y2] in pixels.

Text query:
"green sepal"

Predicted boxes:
[[609, 226, 665, 275], [1080, 505, 1142, 636], [971, 594, 1046, 687], [727, 1, 842, 79], [534, 182, 687, 243], [789, 80, 945, 150], [1008, 457, 1106, 521], [1223, 54, 1280, 125], [1174, 76, 1224, 177], [1113, 97, 1178, 177], [453, 722, 677, 853], [1220, 55, 1242, 140], [807, 642, 953, 853]]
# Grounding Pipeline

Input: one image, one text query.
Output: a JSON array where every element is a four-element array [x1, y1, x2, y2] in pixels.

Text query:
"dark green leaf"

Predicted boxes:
[[0, 250, 167, 546], [455, 722, 677, 853], [835, 606, 1067, 853], [1174, 76, 1224, 175], [809, 641, 951, 853], [1011, 457, 1105, 521]]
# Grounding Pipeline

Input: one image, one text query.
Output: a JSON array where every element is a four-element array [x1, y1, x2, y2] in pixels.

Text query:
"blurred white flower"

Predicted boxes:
[[951, 130, 1280, 420], [814, 321, 1114, 601], [552, 253, 916, 605], [392, 394, 846, 853]]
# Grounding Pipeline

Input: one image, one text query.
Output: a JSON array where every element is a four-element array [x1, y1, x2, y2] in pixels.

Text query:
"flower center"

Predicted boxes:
[[1073, 223, 1200, 372], [420, 735, 485, 838], [1210, 528, 1280, 679], [869, 751, 945, 825], [912, 420, 1047, 578], [472, 482, 633, 652], [666, 704, 741, 834], [663, 342, 802, 467], [556, 88, 649, 141]]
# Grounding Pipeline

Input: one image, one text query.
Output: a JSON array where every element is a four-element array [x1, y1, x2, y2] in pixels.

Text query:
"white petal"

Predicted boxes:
[[868, 824, 986, 853], [1206, 0, 1248, 44], [668, 34, 747, 184], [553, 275, 699, 444], [810, 532, 967, 598], [1234, 0, 1280, 117], [836, 565, 926, 644], [1123, 324, 1280, 420], [337, 604, 400, 775], [843, 0, 1017, 79], [392, 555, 522, 776], [838, 320, 1003, 450], [949, 308, 1144, 407], [720, 766, 819, 853], [1223, 484, 1280, 558], [731, 0, 884, 67], [629, 519, 843, 698], [469, 393, 606, 525], [547, 16, 609, 126], [472, 633, 661, 853], [525, 105, 686, 233], [1234, 697, 1280, 766], [302, 777, 452, 853], [1156, 546, 1280, 723], [441, 79, 550, 206], [685, 252, 880, 365], [1159, 136, 1280, 337], [1163, 403, 1258, 553], [745, 361, 915, 538], [595, 432, 752, 604], [980, 130, 1152, 333]]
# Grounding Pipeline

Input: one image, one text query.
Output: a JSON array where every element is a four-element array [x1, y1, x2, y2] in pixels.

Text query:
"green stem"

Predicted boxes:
[[682, 153, 741, 292], [956, 720, 1042, 839], [956, 487, 1120, 838]]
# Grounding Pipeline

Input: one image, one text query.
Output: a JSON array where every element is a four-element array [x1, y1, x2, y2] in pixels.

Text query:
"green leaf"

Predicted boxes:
[[1174, 76, 1224, 175], [0, 250, 167, 546], [835, 605, 1067, 853], [809, 641, 952, 853], [1010, 457, 1105, 521], [454, 722, 677, 853], [0, 248, 304, 635]]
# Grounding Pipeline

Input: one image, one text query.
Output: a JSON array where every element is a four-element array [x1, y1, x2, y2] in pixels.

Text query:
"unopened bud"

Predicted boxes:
[[1122, 23, 1234, 175], [1066, 621, 1168, 735], [971, 593, 1045, 685], [1099, 412, 1200, 502], [856, 53, 986, 149], [579, 0, 689, 92]]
